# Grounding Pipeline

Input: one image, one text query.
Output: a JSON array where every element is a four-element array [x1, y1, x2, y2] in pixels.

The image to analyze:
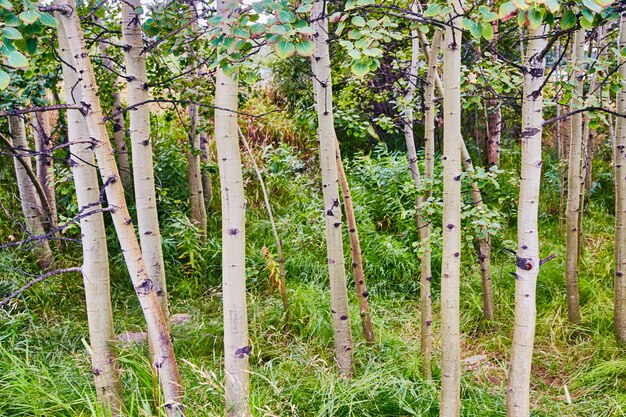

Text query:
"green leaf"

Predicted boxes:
[[0, 69, 9, 89], [38, 12, 58, 28], [482, 22, 494, 40], [561, 10, 576, 29], [462, 18, 482, 38], [357, 0, 375, 5], [207, 15, 223, 26], [26, 37, 37, 54], [233, 27, 250, 38], [250, 23, 265, 36], [594, 0, 613, 6], [278, 10, 297, 23], [351, 59, 370, 77], [275, 40, 296, 59], [582, 0, 602, 13], [19, 10, 39, 25], [296, 1, 313, 13], [3, 27, 22, 40], [348, 28, 362, 39], [479, 5, 499, 22], [6, 50, 28, 69], [0, 0, 13, 10], [352, 16, 366, 27], [362, 47, 382, 57], [296, 25, 315, 35], [424, 3, 441, 17], [512, 0, 530, 10], [345, 0, 356, 10], [5, 13, 20, 27], [527, 7, 543, 29], [580, 15, 592, 28], [295, 40, 314, 56], [544, 0, 560, 13]]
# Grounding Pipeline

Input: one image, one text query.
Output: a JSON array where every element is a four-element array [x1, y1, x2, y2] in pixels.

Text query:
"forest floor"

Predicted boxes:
[[0, 143, 624, 417]]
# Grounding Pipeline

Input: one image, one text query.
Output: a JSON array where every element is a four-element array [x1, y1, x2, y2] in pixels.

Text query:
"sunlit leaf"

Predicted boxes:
[[275, 40, 296, 59], [0, 70, 9, 90]]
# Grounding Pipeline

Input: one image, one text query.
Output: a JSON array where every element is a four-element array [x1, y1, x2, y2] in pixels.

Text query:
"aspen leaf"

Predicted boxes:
[[250, 23, 265, 36], [352, 16, 366, 27], [351, 60, 370, 77], [26, 38, 37, 54], [38, 12, 58, 28], [278, 10, 297, 23], [0, 70, 9, 90], [345, 0, 357, 10], [580, 15, 592, 28], [0, 0, 13, 10], [512, 0, 530, 10], [544, 0, 560, 13], [296, 1, 313, 13], [357, 0, 375, 5], [275, 40, 296, 59], [295, 40, 314, 56], [527, 8, 543, 29], [3, 27, 22, 40], [6, 50, 28, 69], [296, 26, 315, 35], [233, 27, 250, 38], [479, 5, 499, 22], [594, 0, 613, 6], [482, 22, 494, 40], [348, 48, 361, 60], [362, 47, 382, 57], [18, 10, 39, 25], [424, 4, 441, 17], [329, 12, 342, 22], [348, 29, 362, 39], [207, 15, 223, 26], [582, 0, 602, 13], [561, 10, 576, 29]]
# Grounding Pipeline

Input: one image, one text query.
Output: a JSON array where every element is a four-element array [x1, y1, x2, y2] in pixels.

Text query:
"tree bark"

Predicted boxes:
[[615, 12, 626, 343], [214, 1, 250, 415], [506, 24, 548, 417], [32, 111, 58, 232], [311, 0, 354, 377], [440, 1, 463, 415], [94, 17, 133, 193], [58, 20, 124, 413], [200, 132, 213, 210], [420, 29, 442, 381], [565, 28, 585, 325], [187, 0, 207, 241], [8, 116, 53, 270], [335, 142, 375, 345], [122, 0, 170, 320], [487, 21, 501, 168], [54, 3, 185, 415]]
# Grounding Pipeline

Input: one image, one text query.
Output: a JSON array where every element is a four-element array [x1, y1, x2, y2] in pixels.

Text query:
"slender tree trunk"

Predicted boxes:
[[187, 0, 207, 241], [8, 116, 53, 270], [558, 102, 571, 236], [214, 1, 250, 415], [239, 127, 288, 315], [54, 4, 185, 415], [122, 0, 170, 320], [565, 28, 585, 325], [440, 1, 463, 415], [32, 111, 58, 231], [420, 23, 494, 320], [506, 25, 548, 417], [487, 21, 501, 168], [615, 12, 626, 343], [58, 21, 124, 413], [420, 29, 442, 381], [94, 17, 133, 193], [311, 0, 353, 377], [335, 142, 375, 345], [200, 133, 213, 210]]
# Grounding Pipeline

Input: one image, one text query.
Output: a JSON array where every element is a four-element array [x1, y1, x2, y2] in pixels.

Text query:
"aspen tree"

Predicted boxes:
[[187, 0, 207, 241], [214, 0, 250, 414], [506, 24, 548, 417], [200, 133, 213, 210], [487, 20, 501, 168], [420, 27, 494, 321], [311, 0, 354, 377], [53, 3, 185, 414], [58, 20, 124, 413], [565, 28, 585, 325], [32, 111, 58, 231], [336, 142, 375, 345], [615, 11, 626, 343], [94, 16, 133, 192], [440, 0, 463, 414], [421, 29, 442, 380], [122, 0, 170, 320], [8, 116, 53, 270]]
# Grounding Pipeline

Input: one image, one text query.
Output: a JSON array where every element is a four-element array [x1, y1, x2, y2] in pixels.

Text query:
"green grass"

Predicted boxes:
[[1, 143, 625, 416]]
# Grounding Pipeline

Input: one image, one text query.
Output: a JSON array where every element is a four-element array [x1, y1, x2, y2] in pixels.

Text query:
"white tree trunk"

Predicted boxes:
[[214, 1, 250, 415], [420, 29, 442, 381], [565, 28, 585, 325], [54, 3, 185, 414], [57, 19, 124, 414], [32, 111, 58, 232], [440, 1, 463, 415], [506, 24, 548, 417], [9, 116, 53, 270], [122, 0, 170, 320], [311, 0, 354, 377], [615, 12, 626, 343]]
